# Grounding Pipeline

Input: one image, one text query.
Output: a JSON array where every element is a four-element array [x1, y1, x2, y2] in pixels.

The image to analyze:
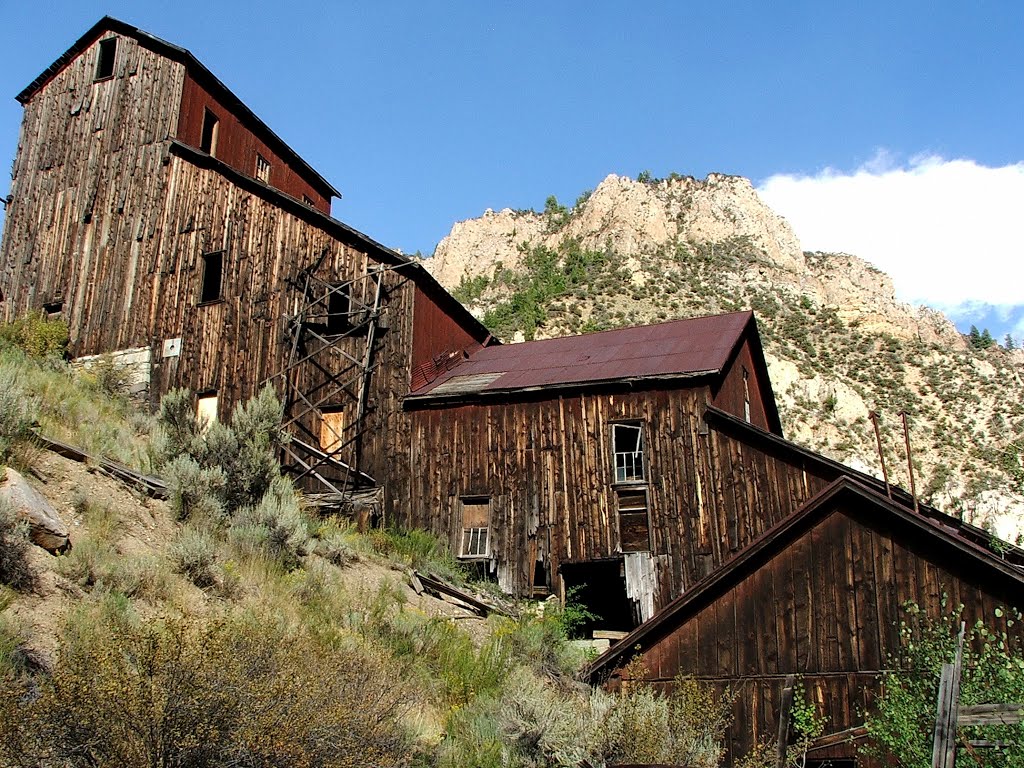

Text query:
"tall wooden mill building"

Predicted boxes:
[[4, 18, 1024, 767], [0, 16, 493, 507]]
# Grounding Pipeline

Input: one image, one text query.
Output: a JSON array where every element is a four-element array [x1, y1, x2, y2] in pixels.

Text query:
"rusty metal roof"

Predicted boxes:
[[408, 310, 754, 399]]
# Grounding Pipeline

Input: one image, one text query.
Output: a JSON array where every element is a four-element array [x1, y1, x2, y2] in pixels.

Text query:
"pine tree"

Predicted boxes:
[[1006, 333, 1017, 350], [968, 325, 982, 348]]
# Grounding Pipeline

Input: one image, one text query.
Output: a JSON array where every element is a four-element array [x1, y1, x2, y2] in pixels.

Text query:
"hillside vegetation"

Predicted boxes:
[[0, 323, 735, 768], [427, 173, 1024, 537]]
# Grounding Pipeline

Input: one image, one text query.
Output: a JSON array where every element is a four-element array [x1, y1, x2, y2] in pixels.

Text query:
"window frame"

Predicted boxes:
[[615, 486, 651, 553], [459, 496, 491, 559], [255, 152, 271, 183], [200, 108, 220, 156], [198, 250, 225, 305], [94, 37, 117, 82], [611, 421, 646, 485], [196, 391, 218, 433]]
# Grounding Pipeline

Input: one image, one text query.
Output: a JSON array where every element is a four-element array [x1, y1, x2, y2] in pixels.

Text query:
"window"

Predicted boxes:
[[319, 407, 345, 454], [460, 497, 490, 558], [612, 422, 645, 483], [745, 368, 753, 423], [196, 392, 218, 432], [255, 153, 271, 183], [302, 195, 315, 207], [200, 109, 219, 156], [325, 282, 351, 335], [95, 37, 117, 81], [199, 251, 223, 304], [616, 487, 650, 552]]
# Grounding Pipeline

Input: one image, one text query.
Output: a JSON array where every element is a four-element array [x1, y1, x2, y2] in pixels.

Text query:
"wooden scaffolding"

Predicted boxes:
[[266, 249, 386, 504]]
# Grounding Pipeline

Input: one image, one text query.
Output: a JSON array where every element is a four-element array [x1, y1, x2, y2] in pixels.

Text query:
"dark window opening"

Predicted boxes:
[[460, 497, 490, 558], [616, 487, 650, 552], [200, 109, 219, 156], [612, 422, 645, 483], [199, 251, 223, 304], [302, 195, 315, 207], [42, 300, 64, 317], [325, 283, 351, 335], [805, 760, 855, 768], [95, 37, 116, 81], [561, 560, 639, 638]]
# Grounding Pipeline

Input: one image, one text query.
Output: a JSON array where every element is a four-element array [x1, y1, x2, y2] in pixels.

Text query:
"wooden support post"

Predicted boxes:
[[932, 622, 966, 768], [776, 674, 796, 768]]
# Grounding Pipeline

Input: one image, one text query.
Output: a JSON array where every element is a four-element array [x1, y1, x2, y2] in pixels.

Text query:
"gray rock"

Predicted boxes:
[[0, 467, 71, 553]]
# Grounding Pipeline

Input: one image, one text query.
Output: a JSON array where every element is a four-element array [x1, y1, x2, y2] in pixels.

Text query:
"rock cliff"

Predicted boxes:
[[426, 172, 1024, 537]]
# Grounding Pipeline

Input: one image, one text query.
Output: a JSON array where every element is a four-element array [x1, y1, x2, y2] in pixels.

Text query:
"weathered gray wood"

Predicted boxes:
[[775, 675, 796, 768]]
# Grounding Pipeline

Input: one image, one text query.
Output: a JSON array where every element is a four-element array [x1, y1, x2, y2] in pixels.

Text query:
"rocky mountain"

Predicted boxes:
[[425, 172, 1024, 538]]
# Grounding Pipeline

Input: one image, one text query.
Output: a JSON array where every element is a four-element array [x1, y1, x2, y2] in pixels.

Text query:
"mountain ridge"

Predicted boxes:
[[424, 172, 1024, 537]]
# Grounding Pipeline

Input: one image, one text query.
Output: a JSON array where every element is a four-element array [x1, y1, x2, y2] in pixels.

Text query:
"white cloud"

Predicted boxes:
[[757, 154, 1024, 313]]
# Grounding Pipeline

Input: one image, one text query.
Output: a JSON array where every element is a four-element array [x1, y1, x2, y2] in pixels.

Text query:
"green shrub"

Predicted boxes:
[[230, 476, 310, 569], [0, 500, 35, 592], [0, 312, 68, 359], [0, 370, 36, 468], [163, 454, 227, 521], [0, 611, 412, 767], [169, 526, 219, 588]]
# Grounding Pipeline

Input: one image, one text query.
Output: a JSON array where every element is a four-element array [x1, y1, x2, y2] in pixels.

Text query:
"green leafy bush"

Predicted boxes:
[[0, 311, 68, 359]]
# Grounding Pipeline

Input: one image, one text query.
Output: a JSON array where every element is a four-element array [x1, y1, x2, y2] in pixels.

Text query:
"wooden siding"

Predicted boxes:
[[611, 499, 1024, 766], [712, 335, 771, 431], [0, 33, 184, 330], [406, 386, 832, 605], [411, 285, 489, 371], [176, 74, 332, 212]]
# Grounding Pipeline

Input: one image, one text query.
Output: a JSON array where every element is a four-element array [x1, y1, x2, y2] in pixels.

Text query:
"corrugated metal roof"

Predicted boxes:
[[409, 311, 753, 399]]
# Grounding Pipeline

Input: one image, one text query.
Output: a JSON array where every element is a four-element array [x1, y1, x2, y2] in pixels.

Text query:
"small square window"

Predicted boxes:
[[199, 251, 223, 304], [200, 109, 219, 156], [95, 37, 117, 81], [255, 153, 271, 183], [612, 422, 645, 483], [302, 195, 316, 207], [460, 497, 490, 558]]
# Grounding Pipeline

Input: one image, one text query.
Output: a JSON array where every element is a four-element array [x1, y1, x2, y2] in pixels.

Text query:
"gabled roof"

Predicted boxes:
[[586, 476, 1024, 682], [406, 310, 757, 401], [703, 405, 1021, 564], [16, 16, 339, 200]]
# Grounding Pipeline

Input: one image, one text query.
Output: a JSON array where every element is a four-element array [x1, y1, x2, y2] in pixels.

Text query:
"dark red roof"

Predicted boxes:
[[408, 311, 754, 399]]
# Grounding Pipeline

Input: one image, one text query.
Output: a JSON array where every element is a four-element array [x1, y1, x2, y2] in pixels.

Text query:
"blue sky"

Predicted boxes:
[[1, 2, 1021, 340]]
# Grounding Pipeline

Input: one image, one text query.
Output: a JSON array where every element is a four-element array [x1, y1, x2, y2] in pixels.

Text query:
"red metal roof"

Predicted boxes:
[[408, 310, 754, 398]]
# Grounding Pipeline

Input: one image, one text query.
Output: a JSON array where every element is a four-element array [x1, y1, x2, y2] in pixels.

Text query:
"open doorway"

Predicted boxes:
[[560, 559, 638, 639]]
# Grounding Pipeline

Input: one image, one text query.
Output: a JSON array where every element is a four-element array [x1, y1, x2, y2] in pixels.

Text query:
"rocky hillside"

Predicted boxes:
[[426, 173, 1024, 537]]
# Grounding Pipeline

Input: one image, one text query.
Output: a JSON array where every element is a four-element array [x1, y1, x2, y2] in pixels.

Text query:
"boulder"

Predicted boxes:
[[0, 467, 71, 553]]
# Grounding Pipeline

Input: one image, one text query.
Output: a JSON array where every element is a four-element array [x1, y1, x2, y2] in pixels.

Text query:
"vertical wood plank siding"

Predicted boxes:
[[406, 386, 832, 601], [1, 34, 184, 334], [614, 504, 1024, 766], [176, 74, 332, 212]]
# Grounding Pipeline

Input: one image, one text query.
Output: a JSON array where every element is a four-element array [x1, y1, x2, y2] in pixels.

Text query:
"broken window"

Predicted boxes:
[[196, 392, 218, 432], [460, 497, 490, 558], [302, 195, 315, 207], [199, 251, 223, 304], [319, 407, 345, 454], [616, 487, 650, 552], [95, 37, 116, 81], [200, 109, 219, 156], [612, 422, 645, 483], [255, 153, 271, 183], [325, 282, 351, 335]]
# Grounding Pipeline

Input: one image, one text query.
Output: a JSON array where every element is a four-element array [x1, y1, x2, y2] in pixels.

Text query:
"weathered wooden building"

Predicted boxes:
[[0, 16, 492, 506], [403, 311, 787, 618], [586, 473, 1024, 765], [5, 19, 1024, 767]]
